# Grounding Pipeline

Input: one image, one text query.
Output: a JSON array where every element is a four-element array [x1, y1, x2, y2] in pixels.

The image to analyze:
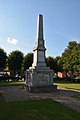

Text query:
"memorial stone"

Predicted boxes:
[[26, 14, 57, 92]]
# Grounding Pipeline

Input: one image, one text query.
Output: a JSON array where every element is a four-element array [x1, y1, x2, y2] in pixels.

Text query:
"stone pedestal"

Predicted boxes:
[[26, 66, 57, 92]]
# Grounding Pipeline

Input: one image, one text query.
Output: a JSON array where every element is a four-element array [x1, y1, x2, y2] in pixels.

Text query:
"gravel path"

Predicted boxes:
[[0, 86, 80, 112]]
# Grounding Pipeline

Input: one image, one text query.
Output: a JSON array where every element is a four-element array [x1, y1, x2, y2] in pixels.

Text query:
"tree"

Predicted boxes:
[[23, 53, 33, 71], [62, 41, 80, 70], [8, 50, 23, 76], [54, 56, 63, 72], [46, 56, 57, 72], [61, 41, 80, 78], [0, 48, 7, 71]]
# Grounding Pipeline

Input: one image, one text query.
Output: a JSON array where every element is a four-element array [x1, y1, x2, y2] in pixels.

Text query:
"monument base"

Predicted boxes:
[[27, 85, 57, 93], [25, 66, 58, 93]]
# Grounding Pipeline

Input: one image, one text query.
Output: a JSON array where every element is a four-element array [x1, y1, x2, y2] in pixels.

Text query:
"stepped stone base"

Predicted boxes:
[[27, 85, 57, 93]]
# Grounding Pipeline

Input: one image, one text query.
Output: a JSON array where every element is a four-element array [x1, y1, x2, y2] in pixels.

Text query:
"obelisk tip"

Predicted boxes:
[[39, 14, 43, 17]]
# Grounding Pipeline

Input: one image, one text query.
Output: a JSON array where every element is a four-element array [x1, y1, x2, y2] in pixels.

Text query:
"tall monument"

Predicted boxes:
[[26, 14, 57, 92]]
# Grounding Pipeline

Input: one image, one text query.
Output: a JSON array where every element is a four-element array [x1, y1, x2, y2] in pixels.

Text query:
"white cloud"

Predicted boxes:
[[7, 37, 18, 45]]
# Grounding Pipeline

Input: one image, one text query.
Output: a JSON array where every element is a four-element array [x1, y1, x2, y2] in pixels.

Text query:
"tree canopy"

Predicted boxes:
[[54, 56, 63, 72], [46, 56, 58, 72], [8, 50, 23, 75], [0, 48, 7, 71], [62, 41, 80, 71], [23, 53, 33, 70]]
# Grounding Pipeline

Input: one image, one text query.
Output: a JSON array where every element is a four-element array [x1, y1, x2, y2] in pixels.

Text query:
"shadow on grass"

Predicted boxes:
[[0, 83, 80, 119], [0, 93, 5, 103], [0, 99, 80, 120]]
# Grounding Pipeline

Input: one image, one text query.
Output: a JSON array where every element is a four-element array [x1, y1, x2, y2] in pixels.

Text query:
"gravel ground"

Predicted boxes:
[[0, 86, 80, 112]]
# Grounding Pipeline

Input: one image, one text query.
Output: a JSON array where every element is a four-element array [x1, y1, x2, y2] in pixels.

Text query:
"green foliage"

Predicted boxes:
[[0, 48, 7, 71], [62, 41, 80, 71], [0, 99, 80, 120], [46, 56, 63, 72], [46, 56, 57, 72], [23, 52, 33, 70], [46, 56, 54, 69], [8, 50, 23, 75], [54, 56, 63, 72]]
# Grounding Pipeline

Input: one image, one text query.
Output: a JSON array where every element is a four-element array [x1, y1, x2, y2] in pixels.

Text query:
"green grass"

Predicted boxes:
[[0, 80, 80, 119], [0, 81, 24, 87], [0, 94, 5, 103], [0, 97, 80, 120], [54, 80, 80, 92], [54, 80, 80, 101]]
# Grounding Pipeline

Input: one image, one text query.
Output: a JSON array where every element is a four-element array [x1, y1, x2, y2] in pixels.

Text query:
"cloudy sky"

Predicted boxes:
[[0, 0, 80, 57]]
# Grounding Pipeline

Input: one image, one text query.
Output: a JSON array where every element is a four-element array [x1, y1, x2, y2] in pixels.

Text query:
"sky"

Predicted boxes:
[[0, 0, 80, 57]]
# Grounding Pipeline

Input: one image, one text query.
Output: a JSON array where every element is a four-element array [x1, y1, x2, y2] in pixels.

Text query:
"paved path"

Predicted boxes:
[[0, 86, 80, 112]]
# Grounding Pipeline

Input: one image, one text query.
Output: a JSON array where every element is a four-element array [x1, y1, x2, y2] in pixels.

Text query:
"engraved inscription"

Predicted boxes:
[[36, 73, 49, 85]]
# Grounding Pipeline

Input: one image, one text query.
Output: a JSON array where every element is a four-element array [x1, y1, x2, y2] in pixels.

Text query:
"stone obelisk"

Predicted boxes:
[[32, 14, 46, 67], [26, 14, 57, 92]]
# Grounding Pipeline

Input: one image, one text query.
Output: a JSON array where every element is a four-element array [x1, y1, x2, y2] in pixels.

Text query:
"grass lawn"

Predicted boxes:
[[54, 80, 80, 92], [0, 96, 80, 120], [54, 80, 80, 101], [0, 81, 24, 87], [0, 81, 80, 119]]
